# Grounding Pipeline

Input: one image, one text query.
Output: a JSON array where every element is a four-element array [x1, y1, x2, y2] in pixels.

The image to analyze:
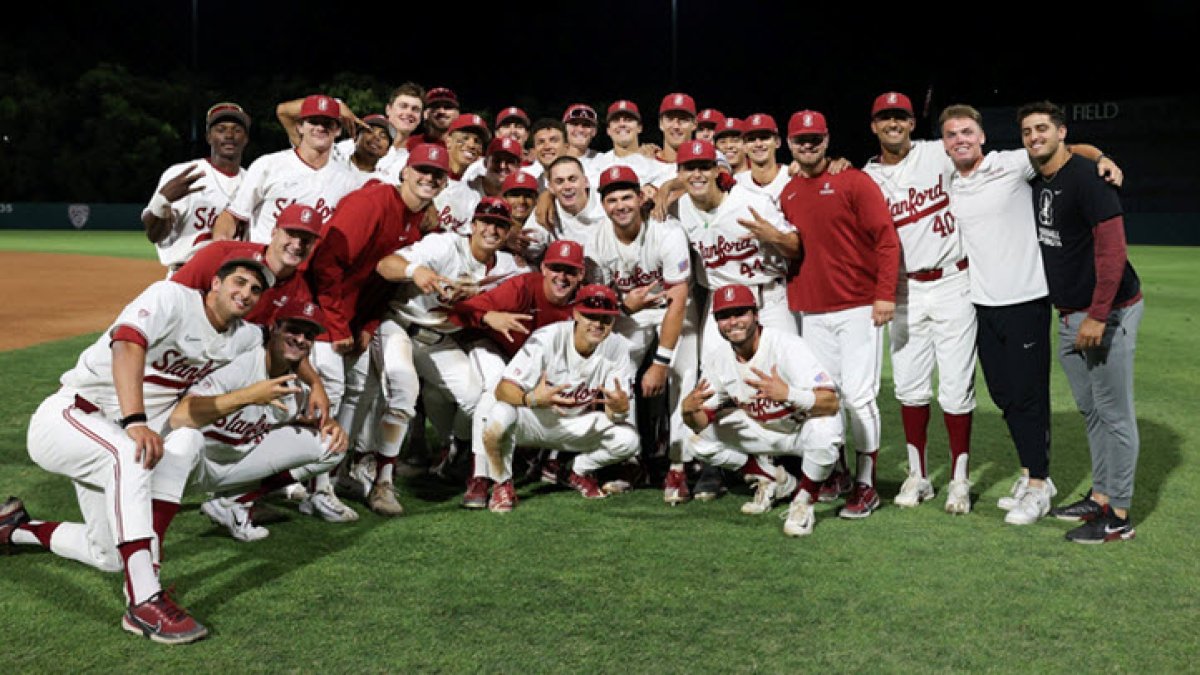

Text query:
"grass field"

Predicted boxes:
[[1, 231, 1197, 672]]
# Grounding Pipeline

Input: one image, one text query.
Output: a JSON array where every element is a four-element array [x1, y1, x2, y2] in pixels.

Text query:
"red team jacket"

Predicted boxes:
[[449, 272, 575, 357]]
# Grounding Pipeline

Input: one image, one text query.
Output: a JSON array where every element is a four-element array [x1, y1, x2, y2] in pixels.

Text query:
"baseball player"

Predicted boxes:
[[587, 100, 668, 194], [649, 92, 700, 187], [161, 297, 348, 541], [713, 117, 748, 175], [344, 198, 525, 505], [563, 103, 600, 174], [695, 108, 725, 142], [142, 102, 250, 273], [5, 252, 273, 644], [735, 113, 791, 204], [304, 144, 449, 516], [406, 86, 460, 150], [432, 113, 492, 235], [341, 114, 396, 185], [377, 82, 426, 178], [861, 92, 976, 514], [524, 156, 607, 262], [523, 118, 569, 186], [473, 284, 638, 512], [494, 106, 532, 151], [681, 284, 843, 536], [455, 240, 587, 506], [466, 136, 524, 198], [215, 94, 360, 244], [586, 164, 699, 503], [501, 170, 539, 227], [779, 109, 901, 519]]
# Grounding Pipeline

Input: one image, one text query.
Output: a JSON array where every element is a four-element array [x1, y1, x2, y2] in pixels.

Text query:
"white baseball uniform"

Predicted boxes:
[[25, 281, 262, 571], [474, 321, 640, 482], [226, 148, 361, 243], [733, 166, 789, 205], [862, 140, 976, 415], [432, 177, 482, 236], [143, 159, 245, 268], [676, 185, 796, 355], [331, 141, 394, 188], [586, 151, 668, 188], [523, 188, 607, 260], [687, 326, 843, 475], [377, 145, 411, 184]]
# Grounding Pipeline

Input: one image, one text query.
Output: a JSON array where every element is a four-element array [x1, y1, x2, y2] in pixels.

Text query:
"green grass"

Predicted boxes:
[[0, 230, 158, 259], [2, 235, 1198, 671]]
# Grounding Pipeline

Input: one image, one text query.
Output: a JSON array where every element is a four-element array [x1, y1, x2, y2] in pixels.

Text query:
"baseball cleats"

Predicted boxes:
[[692, 464, 725, 502], [488, 480, 517, 513], [122, 591, 209, 645], [367, 481, 405, 517], [1, 496, 31, 553], [781, 496, 815, 538], [299, 487, 359, 523], [894, 472, 935, 508], [462, 476, 491, 509], [944, 479, 972, 515], [662, 468, 690, 505], [838, 482, 880, 519], [281, 482, 309, 502], [997, 475, 1029, 511], [568, 471, 607, 500], [200, 497, 268, 542], [818, 469, 852, 503], [335, 454, 376, 501], [1004, 480, 1054, 525], [540, 457, 563, 484], [1051, 491, 1104, 522], [741, 466, 796, 515], [1065, 506, 1135, 544]]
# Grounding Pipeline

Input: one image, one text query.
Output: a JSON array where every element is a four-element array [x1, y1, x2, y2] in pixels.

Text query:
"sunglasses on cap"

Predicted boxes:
[[475, 203, 513, 227], [565, 108, 598, 123], [579, 296, 618, 311]]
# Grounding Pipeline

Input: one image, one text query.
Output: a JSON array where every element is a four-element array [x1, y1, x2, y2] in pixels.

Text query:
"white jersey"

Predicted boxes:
[[862, 140, 959, 273], [432, 178, 482, 236], [524, 189, 608, 257], [646, 149, 730, 189], [59, 281, 263, 423], [575, 148, 600, 178], [501, 321, 636, 419], [227, 148, 361, 244], [676, 185, 791, 289], [733, 166, 789, 206], [387, 233, 525, 331], [332, 140, 393, 188], [188, 346, 305, 464], [948, 149, 1048, 306], [376, 145, 410, 184], [143, 159, 244, 267], [702, 327, 835, 434], [585, 218, 691, 329], [586, 151, 668, 188]]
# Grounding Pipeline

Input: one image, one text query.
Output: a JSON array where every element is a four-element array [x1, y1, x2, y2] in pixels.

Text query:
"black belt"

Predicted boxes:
[[405, 323, 448, 346]]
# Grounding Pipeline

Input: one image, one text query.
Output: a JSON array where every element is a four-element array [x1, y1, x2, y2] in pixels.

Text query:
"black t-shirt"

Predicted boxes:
[[1030, 155, 1140, 310]]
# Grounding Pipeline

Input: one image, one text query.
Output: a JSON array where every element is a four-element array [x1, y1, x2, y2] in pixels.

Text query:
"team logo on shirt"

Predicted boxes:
[[698, 235, 757, 267], [1037, 188, 1055, 227], [819, 182, 835, 196]]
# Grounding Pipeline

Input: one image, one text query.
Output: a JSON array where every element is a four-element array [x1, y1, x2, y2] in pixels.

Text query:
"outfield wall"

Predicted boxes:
[[0, 201, 1196, 245]]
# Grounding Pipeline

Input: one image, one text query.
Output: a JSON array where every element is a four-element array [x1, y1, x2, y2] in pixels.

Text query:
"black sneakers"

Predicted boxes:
[[1051, 493, 1104, 522], [1065, 505, 1136, 544]]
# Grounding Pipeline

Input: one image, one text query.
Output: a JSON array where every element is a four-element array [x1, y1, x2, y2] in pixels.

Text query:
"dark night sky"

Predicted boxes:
[[8, 1, 1198, 163]]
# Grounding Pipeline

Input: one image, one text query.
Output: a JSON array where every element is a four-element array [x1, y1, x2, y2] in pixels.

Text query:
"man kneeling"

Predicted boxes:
[[474, 285, 638, 512], [681, 284, 843, 537]]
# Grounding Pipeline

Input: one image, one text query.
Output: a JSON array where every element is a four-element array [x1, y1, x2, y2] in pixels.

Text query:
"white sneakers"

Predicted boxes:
[[741, 465, 797, 515], [335, 454, 376, 501], [201, 497, 269, 542], [781, 497, 814, 537], [894, 472, 936, 508], [299, 487, 360, 523], [1003, 479, 1056, 525], [997, 475, 1028, 511], [944, 479, 972, 515]]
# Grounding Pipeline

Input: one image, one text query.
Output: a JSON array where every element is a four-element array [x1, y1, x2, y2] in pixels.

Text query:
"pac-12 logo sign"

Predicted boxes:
[[68, 204, 90, 229]]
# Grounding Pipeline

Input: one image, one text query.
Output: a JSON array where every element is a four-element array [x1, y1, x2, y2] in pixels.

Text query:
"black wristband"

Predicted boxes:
[[120, 412, 148, 428]]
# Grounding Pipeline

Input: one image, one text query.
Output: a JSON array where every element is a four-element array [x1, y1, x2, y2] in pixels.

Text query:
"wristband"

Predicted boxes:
[[653, 345, 674, 366], [786, 387, 816, 412], [148, 192, 172, 219], [524, 391, 535, 408], [124, 421, 149, 430], [120, 412, 149, 428]]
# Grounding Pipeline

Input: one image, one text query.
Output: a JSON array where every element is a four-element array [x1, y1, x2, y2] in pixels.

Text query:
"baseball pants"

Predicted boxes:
[[687, 410, 843, 479], [1057, 299, 1143, 509], [797, 304, 883, 453], [618, 310, 699, 462], [890, 272, 977, 414], [169, 426, 343, 495]]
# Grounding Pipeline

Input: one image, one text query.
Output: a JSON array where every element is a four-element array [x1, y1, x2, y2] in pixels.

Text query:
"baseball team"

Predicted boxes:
[[1, 85, 1143, 645]]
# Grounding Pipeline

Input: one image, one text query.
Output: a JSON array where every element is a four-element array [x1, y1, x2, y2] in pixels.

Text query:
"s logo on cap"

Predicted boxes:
[[560, 243, 570, 257], [724, 288, 735, 301]]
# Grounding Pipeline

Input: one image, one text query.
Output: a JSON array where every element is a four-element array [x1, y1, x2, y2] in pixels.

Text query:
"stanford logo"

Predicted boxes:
[[888, 94, 898, 104], [674, 95, 684, 105], [318, 98, 329, 111], [303, 303, 316, 317], [559, 243, 571, 257], [429, 149, 439, 160], [609, 168, 619, 179], [300, 209, 313, 223], [724, 288, 735, 301], [751, 115, 761, 125], [693, 142, 702, 154], [803, 113, 814, 127]]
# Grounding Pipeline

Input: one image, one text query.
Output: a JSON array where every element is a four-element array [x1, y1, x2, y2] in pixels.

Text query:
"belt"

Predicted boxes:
[[907, 258, 968, 282], [74, 394, 100, 414], [405, 323, 448, 346]]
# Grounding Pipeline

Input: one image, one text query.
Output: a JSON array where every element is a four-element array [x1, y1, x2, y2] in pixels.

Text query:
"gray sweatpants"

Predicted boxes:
[[1057, 299, 1143, 510]]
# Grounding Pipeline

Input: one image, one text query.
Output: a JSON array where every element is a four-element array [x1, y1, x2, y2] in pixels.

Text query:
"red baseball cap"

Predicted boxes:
[[660, 92, 697, 117], [714, 117, 743, 139], [300, 94, 338, 120], [275, 202, 324, 236], [597, 165, 640, 194], [711, 284, 757, 313], [487, 136, 524, 159], [563, 103, 598, 125], [676, 139, 718, 165], [426, 87, 459, 108], [607, 100, 642, 122], [496, 106, 530, 128], [697, 109, 726, 128], [574, 284, 621, 315], [448, 113, 492, 143], [542, 239, 585, 270], [501, 171, 538, 195], [473, 196, 514, 227], [871, 92, 914, 118], [360, 114, 394, 140], [787, 110, 828, 137], [206, 102, 250, 130], [742, 113, 778, 135], [274, 297, 326, 334], [407, 143, 451, 172]]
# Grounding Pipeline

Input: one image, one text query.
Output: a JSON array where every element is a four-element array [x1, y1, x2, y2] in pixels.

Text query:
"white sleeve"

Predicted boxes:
[[190, 348, 259, 398], [501, 332, 548, 392], [226, 156, 268, 220], [399, 232, 455, 268], [110, 281, 190, 348], [751, 195, 792, 235], [522, 221, 551, 262], [781, 336, 836, 392], [999, 149, 1036, 181], [657, 221, 692, 285]]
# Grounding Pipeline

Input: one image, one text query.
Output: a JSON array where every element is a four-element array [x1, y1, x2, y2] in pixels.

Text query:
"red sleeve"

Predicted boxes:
[[1088, 215, 1128, 321], [307, 193, 378, 341], [111, 325, 148, 348], [853, 172, 900, 302], [449, 273, 533, 328], [171, 241, 260, 290]]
